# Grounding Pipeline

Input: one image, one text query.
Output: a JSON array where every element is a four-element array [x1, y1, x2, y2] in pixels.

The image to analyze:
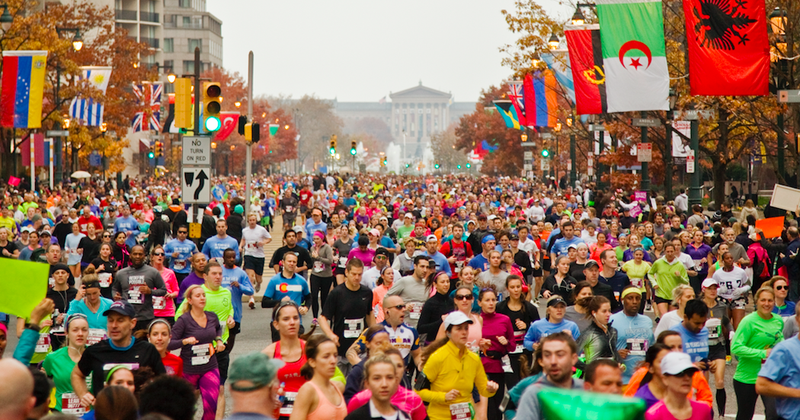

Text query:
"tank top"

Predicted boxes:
[[274, 340, 307, 419], [306, 380, 347, 420], [467, 313, 483, 353]]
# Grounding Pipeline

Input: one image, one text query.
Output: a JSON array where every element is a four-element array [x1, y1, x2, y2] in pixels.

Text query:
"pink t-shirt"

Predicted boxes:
[[347, 386, 426, 420], [154, 267, 179, 317], [348, 247, 376, 268], [645, 400, 712, 420]]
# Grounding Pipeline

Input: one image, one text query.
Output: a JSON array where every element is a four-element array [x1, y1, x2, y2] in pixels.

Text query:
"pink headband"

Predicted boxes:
[[314, 231, 326, 241], [0, 322, 7, 336]]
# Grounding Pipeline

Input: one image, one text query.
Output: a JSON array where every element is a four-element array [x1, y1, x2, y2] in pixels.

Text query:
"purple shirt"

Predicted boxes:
[[480, 311, 516, 374], [685, 243, 713, 276], [623, 248, 652, 263], [634, 383, 659, 409], [168, 310, 221, 375], [348, 247, 376, 268], [177, 272, 204, 305]]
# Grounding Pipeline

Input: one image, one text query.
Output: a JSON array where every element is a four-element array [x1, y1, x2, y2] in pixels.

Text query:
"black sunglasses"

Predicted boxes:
[[776, 285, 788, 290], [153, 252, 164, 256], [455, 294, 474, 300], [178, 231, 188, 234], [390, 304, 405, 310]]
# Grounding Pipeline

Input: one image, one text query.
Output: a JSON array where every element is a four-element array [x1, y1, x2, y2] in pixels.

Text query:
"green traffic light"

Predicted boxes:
[[148, 152, 155, 159], [204, 116, 221, 132], [329, 147, 336, 155], [350, 148, 357, 155], [457, 164, 462, 169], [541, 149, 550, 157], [466, 163, 471, 168]]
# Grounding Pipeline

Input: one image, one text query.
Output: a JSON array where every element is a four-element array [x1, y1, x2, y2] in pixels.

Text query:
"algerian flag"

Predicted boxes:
[[596, 0, 669, 112]]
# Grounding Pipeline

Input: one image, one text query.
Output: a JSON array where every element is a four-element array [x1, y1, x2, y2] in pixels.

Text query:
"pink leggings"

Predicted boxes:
[[183, 369, 220, 420]]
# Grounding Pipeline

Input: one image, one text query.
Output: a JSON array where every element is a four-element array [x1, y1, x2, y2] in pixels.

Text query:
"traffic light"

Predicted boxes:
[[154, 141, 163, 158], [382, 156, 388, 166], [434, 161, 440, 169], [466, 163, 471, 168], [147, 144, 155, 159], [405, 163, 410, 168], [174, 78, 192, 129], [350, 141, 357, 155], [244, 122, 260, 143], [238, 115, 247, 135], [541, 148, 550, 158], [202, 82, 222, 132], [457, 164, 462, 169], [330, 135, 337, 155]]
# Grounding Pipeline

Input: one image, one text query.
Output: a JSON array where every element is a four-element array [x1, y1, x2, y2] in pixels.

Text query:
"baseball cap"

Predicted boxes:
[[660, 352, 699, 376], [228, 352, 285, 392], [426, 234, 438, 242], [487, 215, 497, 221], [547, 296, 567, 307], [102, 300, 136, 318], [369, 229, 380, 237], [583, 260, 600, 270], [702, 278, 719, 289], [375, 247, 391, 258], [467, 220, 476, 226], [292, 226, 304, 234], [567, 244, 578, 250], [481, 234, 496, 244], [443, 311, 474, 330], [21, 226, 34, 233], [509, 234, 519, 241], [404, 213, 414, 219]]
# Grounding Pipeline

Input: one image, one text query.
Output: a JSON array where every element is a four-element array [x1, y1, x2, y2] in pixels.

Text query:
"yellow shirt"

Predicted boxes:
[[0, 216, 16, 239], [621, 260, 651, 291], [417, 340, 495, 420]]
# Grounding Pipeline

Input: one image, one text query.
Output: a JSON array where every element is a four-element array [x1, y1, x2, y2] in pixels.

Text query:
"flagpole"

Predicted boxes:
[[49, 139, 53, 190], [30, 136, 35, 193]]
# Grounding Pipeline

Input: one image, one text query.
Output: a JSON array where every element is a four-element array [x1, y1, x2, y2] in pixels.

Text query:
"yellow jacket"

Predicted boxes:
[[416, 340, 495, 420]]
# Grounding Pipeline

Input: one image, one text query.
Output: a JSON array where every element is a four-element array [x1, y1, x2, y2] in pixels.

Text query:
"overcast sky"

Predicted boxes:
[[208, 0, 570, 103]]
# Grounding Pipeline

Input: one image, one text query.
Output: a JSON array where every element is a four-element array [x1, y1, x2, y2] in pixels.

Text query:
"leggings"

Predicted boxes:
[[733, 379, 778, 420], [310, 274, 334, 318], [486, 372, 506, 420], [184, 368, 220, 420]]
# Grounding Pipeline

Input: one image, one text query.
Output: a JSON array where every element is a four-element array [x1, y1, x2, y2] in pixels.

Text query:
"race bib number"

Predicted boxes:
[[50, 311, 64, 334], [409, 302, 423, 319], [455, 260, 464, 273], [313, 261, 324, 273], [35, 333, 51, 353], [450, 402, 471, 420], [191, 343, 213, 366], [512, 343, 523, 354], [706, 318, 721, 339], [279, 391, 298, 416], [98, 273, 112, 288], [285, 206, 294, 213], [501, 355, 513, 373], [339, 257, 348, 268], [626, 338, 649, 356], [153, 296, 166, 310], [174, 259, 186, 271], [344, 319, 363, 338], [734, 298, 747, 310], [128, 275, 145, 304], [631, 277, 643, 288], [61, 393, 86, 415], [87, 328, 107, 345], [49, 277, 55, 288]]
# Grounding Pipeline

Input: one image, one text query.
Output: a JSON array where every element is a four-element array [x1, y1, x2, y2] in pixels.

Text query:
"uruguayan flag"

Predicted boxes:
[[69, 66, 112, 126]]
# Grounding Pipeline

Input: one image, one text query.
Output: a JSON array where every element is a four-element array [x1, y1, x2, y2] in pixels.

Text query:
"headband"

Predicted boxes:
[[105, 365, 130, 383], [148, 318, 172, 334], [65, 313, 87, 331], [620, 288, 642, 300]]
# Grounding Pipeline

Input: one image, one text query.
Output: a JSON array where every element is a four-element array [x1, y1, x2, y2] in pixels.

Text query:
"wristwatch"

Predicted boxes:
[[25, 323, 41, 332]]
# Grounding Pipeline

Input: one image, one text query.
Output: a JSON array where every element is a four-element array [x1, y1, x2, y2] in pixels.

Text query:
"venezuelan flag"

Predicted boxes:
[[1, 51, 49, 128]]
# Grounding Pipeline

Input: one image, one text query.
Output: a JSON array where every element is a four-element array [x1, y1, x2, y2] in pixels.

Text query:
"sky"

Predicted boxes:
[[208, 0, 571, 103]]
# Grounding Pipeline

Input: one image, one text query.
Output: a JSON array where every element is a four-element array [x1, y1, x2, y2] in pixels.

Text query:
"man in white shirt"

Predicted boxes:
[[361, 248, 401, 290], [526, 201, 545, 223], [240, 212, 272, 305], [674, 189, 689, 214]]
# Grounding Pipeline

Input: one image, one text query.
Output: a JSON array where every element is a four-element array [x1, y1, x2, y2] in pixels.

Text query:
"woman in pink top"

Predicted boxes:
[[290, 335, 347, 420], [435, 285, 483, 352], [347, 348, 425, 420], [150, 245, 179, 321], [348, 236, 376, 268], [645, 352, 712, 420], [372, 267, 395, 322]]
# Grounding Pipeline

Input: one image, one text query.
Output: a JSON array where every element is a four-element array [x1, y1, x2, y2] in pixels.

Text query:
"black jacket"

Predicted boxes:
[[417, 292, 454, 338]]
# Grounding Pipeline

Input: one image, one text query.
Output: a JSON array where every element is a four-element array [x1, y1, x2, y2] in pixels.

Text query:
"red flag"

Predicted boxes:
[[214, 112, 240, 141], [683, 0, 769, 96], [565, 25, 606, 115], [21, 134, 44, 166], [522, 74, 537, 127]]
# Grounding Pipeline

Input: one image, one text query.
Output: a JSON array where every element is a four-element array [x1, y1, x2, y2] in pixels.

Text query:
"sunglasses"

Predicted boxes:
[[455, 294, 474, 300], [776, 285, 788, 290], [153, 252, 164, 256], [390, 304, 405, 310], [670, 370, 695, 378], [375, 255, 388, 260], [178, 231, 188, 234]]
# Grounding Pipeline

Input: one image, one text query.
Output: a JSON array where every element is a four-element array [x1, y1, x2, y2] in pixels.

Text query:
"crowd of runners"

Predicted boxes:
[[1, 172, 800, 420]]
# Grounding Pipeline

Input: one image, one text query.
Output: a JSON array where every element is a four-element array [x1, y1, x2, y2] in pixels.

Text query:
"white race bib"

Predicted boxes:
[[501, 355, 513, 373], [409, 302, 423, 320], [87, 328, 107, 345], [174, 259, 186, 270], [630, 277, 643, 288], [98, 273, 112, 288], [191, 343, 213, 366], [344, 319, 363, 338], [61, 392, 86, 415], [279, 391, 298, 415], [153, 296, 166, 310], [626, 338, 649, 356], [35, 333, 51, 353], [313, 261, 324, 273], [339, 257, 348, 268], [706, 318, 721, 339], [450, 402, 471, 420]]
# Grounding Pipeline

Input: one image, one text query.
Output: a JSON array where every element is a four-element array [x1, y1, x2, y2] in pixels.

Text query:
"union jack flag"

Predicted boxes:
[[507, 80, 527, 127], [131, 82, 163, 132]]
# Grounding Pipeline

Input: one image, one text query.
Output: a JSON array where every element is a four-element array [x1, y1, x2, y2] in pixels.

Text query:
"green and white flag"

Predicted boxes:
[[596, 0, 669, 112]]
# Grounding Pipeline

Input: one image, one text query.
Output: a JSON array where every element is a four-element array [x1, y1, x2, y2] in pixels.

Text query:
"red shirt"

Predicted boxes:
[[77, 215, 103, 235], [162, 352, 183, 377], [299, 191, 312, 206]]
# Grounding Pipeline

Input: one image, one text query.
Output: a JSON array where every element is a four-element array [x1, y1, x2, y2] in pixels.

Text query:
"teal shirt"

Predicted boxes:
[[67, 297, 114, 330]]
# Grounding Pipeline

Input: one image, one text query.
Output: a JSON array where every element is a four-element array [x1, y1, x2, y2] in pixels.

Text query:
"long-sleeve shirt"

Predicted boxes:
[[310, 243, 334, 278], [647, 257, 690, 301], [175, 285, 234, 342], [168, 311, 221, 375], [416, 292, 454, 339], [731, 311, 784, 384], [416, 340, 495, 420], [153, 268, 179, 318], [624, 367, 713, 407], [575, 322, 621, 370], [524, 319, 581, 351], [112, 264, 166, 322], [480, 311, 516, 373], [222, 266, 254, 322]]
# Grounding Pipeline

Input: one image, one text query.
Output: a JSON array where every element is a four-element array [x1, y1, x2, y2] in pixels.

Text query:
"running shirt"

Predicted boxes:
[[670, 323, 709, 363], [202, 235, 240, 263], [322, 283, 373, 356], [164, 238, 198, 274], [77, 338, 165, 395], [242, 225, 271, 258], [712, 266, 751, 301], [274, 340, 307, 419]]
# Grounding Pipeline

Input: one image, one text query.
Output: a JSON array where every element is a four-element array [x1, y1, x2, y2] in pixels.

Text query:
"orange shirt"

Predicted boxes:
[[623, 366, 712, 407]]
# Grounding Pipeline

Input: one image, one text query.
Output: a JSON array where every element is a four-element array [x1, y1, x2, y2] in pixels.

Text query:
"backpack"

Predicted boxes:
[[752, 246, 771, 280]]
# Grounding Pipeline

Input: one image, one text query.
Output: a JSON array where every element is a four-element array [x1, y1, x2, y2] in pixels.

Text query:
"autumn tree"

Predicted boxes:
[[344, 117, 393, 146], [269, 95, 343, 171], [430, 126, 469, 172]]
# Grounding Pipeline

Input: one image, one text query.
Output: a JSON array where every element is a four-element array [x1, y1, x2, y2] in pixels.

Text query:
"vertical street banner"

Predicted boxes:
[[565, 25, 607, 115], [682, 0, 769, 96], [596, 0, 670, 112], [0, 51, 49, 128], [531, 71, 558, 128], [69, 66, 113, 126], [523, 73, 537, 127]]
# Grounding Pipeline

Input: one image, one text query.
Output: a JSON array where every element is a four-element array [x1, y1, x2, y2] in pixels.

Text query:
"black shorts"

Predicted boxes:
[[532, 267, 543, 277], [243, 256, 265, 274], [334, 266, 345, 276], [229, 321, 241, 336], [542, 258, 551, 272], [708, 343, 726, 361], [217, 347, 231, 384], [725, 296, 748, 311], [654, 295, 672, 306]]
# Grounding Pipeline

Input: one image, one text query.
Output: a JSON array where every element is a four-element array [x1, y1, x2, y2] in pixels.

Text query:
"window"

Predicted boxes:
[[163, 38, 173, 52], [183, 16, 190, 25], [183, 60, 195, 74], [179, 0, 191, 7], [188, 39, 202, 53], [163, 60, 174, 73]]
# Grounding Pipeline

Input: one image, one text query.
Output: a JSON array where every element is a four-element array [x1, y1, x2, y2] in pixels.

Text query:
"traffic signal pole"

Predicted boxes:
[[244, 51, 254, 216], [192, 47, 201, 225]]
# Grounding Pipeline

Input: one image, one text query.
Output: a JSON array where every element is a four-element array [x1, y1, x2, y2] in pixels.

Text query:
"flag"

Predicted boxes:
[[682, 0, 769, 96], [531, 71, 558, 128], [507, 81, 527, 126], [565, 25, 608, 115], [596, 0, 669, 112], [132, 83, 163, 132], [523, 74, 537, 127], [0, 51, 48, 128], [541, 52, 576, 104], [214, 112, 240, 141], [21, 134, 45, 166], [493, 100, 522, 130], [68, 66, 112, 126]]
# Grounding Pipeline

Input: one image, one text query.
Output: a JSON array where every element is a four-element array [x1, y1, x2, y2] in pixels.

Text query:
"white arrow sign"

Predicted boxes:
[[182, 168, 211, 204]]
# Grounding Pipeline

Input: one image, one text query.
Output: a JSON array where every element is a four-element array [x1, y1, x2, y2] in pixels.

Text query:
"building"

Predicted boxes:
[[161, 0, 224, 82], [332, 82, 475, 160]]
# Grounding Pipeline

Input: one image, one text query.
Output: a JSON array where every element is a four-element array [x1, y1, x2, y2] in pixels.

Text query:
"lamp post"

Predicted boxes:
[[769, 7, 788, 182], [664, 89, 677, 200], [53, 27, 82, 183]]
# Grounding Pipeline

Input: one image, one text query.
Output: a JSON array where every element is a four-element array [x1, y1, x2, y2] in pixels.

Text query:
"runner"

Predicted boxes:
[[144, 319, 182, 376], [66, 272, 113, 344], [42, 314, 89, 415], [221, 248, 254, 353], [112, 244, 167, 332], [289, 336, 348, 420], [164, 225, 198, 285], [609, 286, 654, 386], [262, 301, 310, 420], [150, 244, 180, 324], [241, 212, 272, 295]]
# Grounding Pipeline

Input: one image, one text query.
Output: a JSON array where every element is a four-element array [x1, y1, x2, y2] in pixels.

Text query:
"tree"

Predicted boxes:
[[271, 95, 343, 171], [345, 117, 393, 146], [431, 126, 470, 172]]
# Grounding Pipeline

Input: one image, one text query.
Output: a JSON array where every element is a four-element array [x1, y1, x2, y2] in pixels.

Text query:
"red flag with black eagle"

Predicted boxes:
[[683, 0, 769, 96]]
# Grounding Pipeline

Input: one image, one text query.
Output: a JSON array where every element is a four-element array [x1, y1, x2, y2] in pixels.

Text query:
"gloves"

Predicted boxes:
[[732, 286, 751, 299]]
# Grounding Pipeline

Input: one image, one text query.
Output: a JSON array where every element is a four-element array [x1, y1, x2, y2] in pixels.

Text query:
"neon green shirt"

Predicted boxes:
[[731, 311, 783, 384], [175, 285, 234, 342], [647, 257, 689, 300]]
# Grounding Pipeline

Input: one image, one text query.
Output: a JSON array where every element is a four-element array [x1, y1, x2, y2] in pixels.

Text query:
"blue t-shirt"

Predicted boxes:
[[263, 272, 310, 306], [114, 216, 140, 248], [773, 301, 797, 317], [609, 312, 654, 383], [550, 236, 585, 258], [67, 297, 114, 330], [202, 235, 240, 261], [468, 254, 490, 271], [670, 322, 709, 362], [304, 221, 328, 239], [524, 319, 581, 351], [422, 251, 452, 277], [760, 336, 800, 420], [222, 266, 254, 322], [164, 239, 198, 274]]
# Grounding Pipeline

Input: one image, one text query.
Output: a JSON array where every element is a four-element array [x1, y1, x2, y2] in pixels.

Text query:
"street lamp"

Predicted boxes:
[[0, 4, 12, 33], [167, 73, 176, 83], [769, 7, 788, 179], [532, 52, 541, 68], [521, 133, 528, 142], [571, 6, 585, 25], [548, 33, 559, 50]]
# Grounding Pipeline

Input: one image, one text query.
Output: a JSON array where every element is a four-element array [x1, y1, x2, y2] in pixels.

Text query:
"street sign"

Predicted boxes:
[[589, 124, 605, 132], [686, 150, 695, 173], [567, 159, 572, 171], [182, 136, 211, 166], [637, 143, 652, 162], [779, 90, 800, 103], [674, 110, 716, 121], [540, 133, 553, 139], [632, 118, 661, 127], [524, 164, 533, 171], [46, 130, 69, 137], [541, 159, 550, 170], [527, 171, 534, 178], [521, 142, 537, 147], [181, 167, 211, 204], [524, 151, 533, 160]]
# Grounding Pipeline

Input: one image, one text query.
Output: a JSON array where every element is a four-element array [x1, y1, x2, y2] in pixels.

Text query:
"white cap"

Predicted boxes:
[[487, 215, 498, 221], [660, 352, 699, 376], [701, 278, 718, 289], [443, 311, 474, 330], [426, 234, 438, 242]]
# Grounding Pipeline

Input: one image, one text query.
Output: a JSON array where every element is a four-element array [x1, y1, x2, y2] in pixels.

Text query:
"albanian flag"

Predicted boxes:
[[565, 25, 607, 115], [683, 0, 769, 96]]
